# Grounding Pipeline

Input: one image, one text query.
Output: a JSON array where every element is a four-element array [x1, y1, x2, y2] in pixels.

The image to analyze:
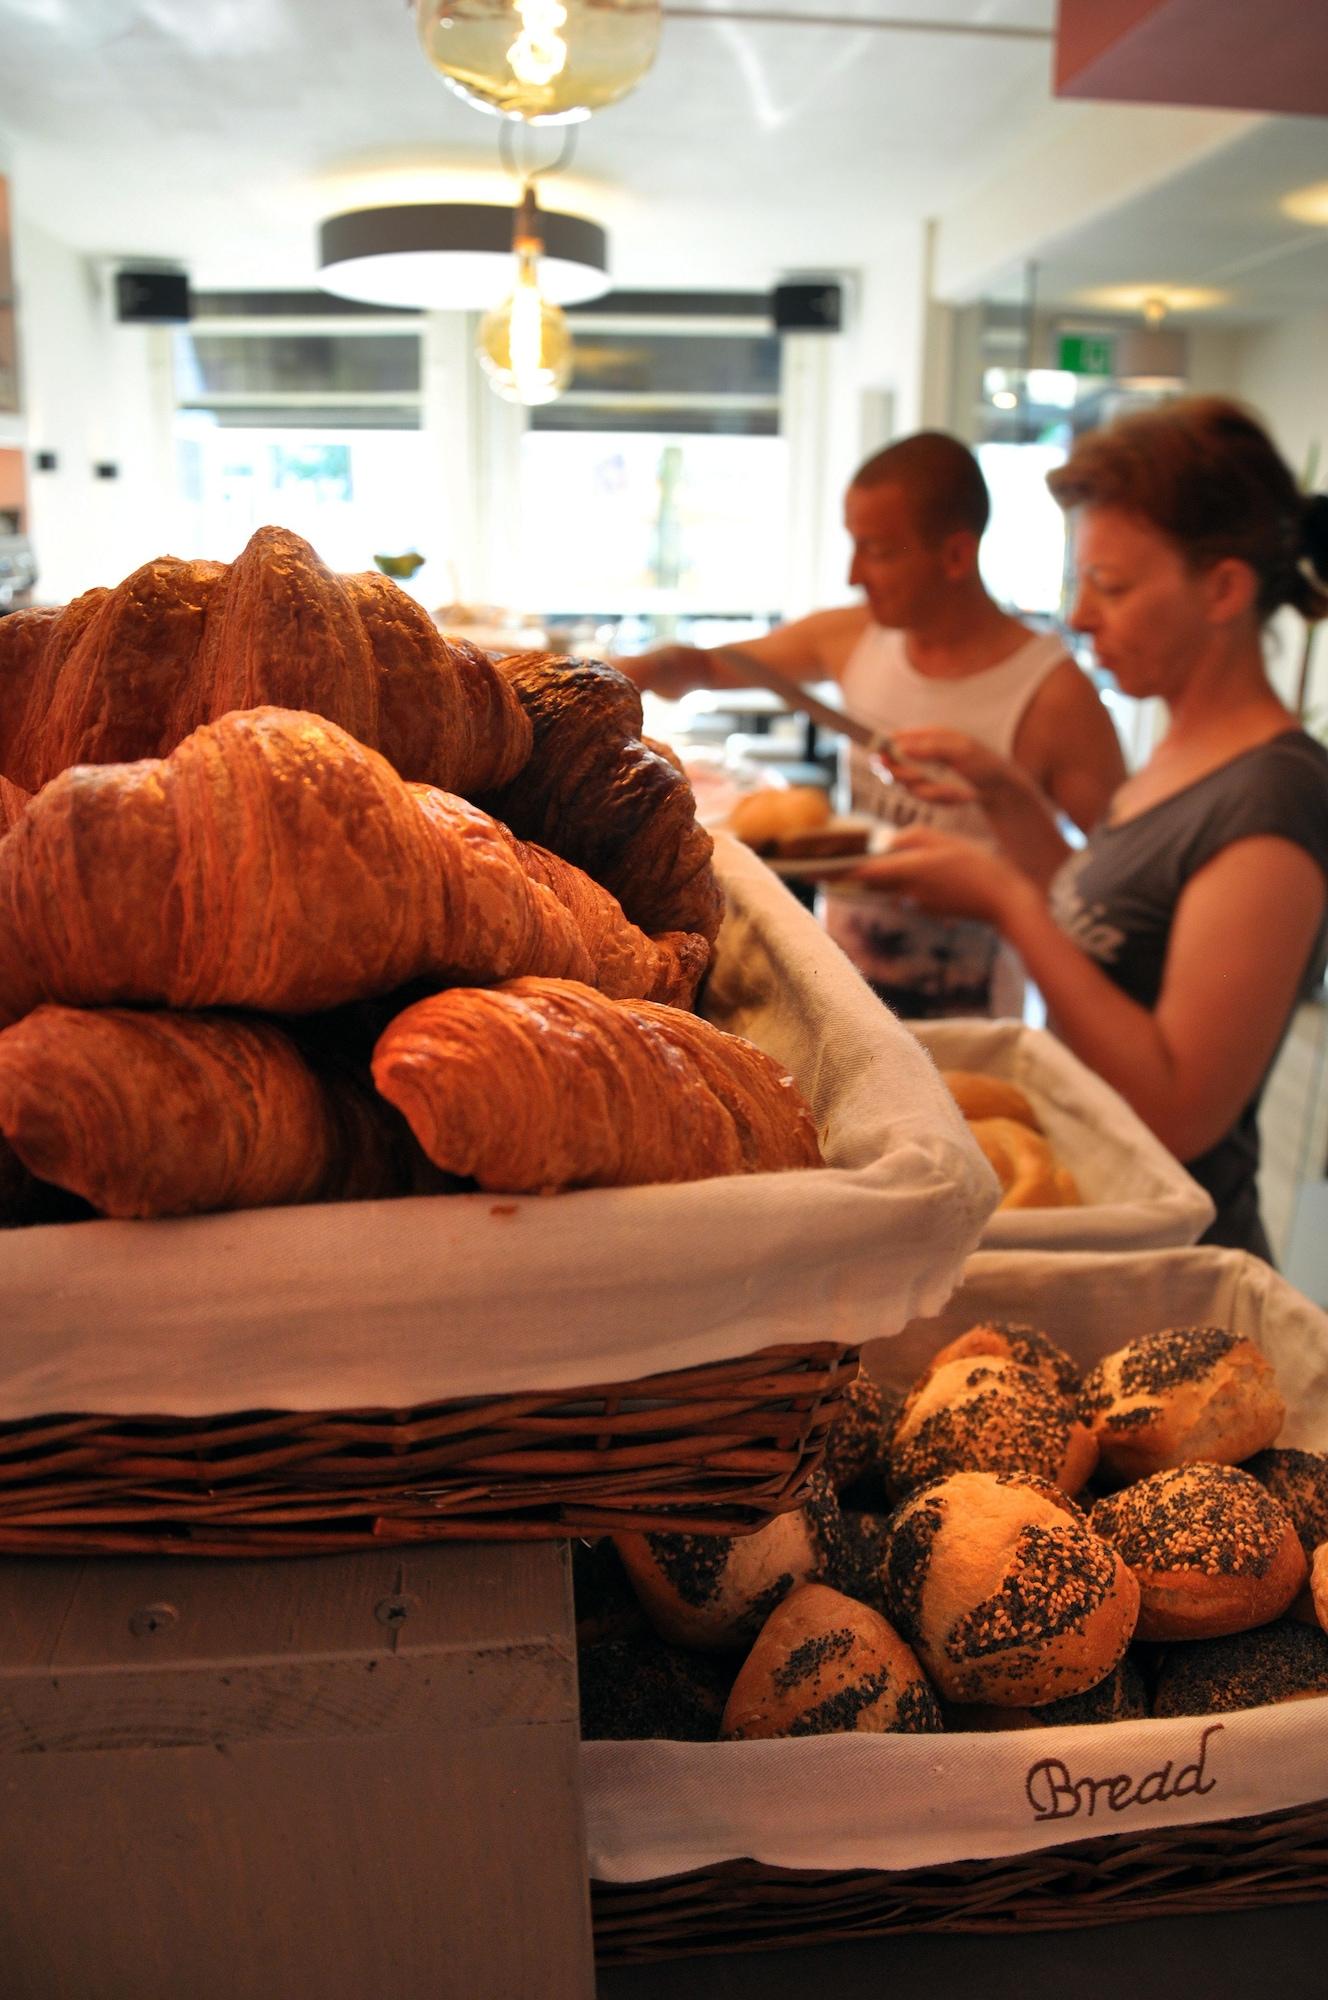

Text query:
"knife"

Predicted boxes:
[[710, 646, 893, 757]]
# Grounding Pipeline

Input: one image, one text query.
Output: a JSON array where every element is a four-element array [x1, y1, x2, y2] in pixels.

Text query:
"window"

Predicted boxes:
[[517, 292, 786, 645], [171, 292, 430, 572]]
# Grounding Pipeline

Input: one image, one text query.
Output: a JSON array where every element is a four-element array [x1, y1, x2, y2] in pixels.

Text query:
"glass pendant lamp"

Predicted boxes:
[[476, 185, 575, 405], [416, 0, 661, 123]]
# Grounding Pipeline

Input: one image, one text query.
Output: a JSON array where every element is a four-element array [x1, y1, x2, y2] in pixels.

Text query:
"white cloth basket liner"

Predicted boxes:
[[584, 1245, 1328, 1881], [0, 834, 996, 1420], [910, 1017, 1216, 1251]]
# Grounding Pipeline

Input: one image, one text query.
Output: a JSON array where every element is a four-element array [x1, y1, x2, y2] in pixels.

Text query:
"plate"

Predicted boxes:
[[763, 822, 894, 881]]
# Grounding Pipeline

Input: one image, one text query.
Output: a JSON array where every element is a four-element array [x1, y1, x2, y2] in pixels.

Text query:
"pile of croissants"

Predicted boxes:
[[0, 526, 822, 1223]]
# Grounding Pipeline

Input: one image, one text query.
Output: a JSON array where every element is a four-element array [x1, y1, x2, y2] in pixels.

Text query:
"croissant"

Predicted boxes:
[[371, 976, 823, 1192], [0, 527, 532, 796], [0, 706, 596, 1023], [969, 1116, 1081, 1209], [0, 777, 30, 835], [479, 654, 724, 943], [406, 780, 707, 1007], [513, 837, 710, 1008], [0, 1004, 416, 1218]]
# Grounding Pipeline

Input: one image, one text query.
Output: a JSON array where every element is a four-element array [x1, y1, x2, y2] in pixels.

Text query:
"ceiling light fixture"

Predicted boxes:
[[317, 198, 609, 309], [415, 0, 661, 124], [476, 182, 574, 405], [1073, 283, 1229, 317]]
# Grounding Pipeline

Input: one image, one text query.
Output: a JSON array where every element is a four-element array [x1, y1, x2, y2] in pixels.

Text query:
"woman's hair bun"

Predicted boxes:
[[1299, 492, 1328, 614]]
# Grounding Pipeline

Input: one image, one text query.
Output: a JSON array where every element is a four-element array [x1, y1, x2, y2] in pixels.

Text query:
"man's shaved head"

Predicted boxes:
[[851, 432, 990, 543]]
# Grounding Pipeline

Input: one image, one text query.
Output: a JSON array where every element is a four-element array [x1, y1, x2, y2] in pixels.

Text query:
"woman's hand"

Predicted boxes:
[[873, 728, 1018, 808], [845, 825, 1033, 927]]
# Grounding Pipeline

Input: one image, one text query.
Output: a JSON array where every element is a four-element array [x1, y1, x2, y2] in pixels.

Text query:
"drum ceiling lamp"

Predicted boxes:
[[415, 0, 661, 124], [317, 196, 609, 309]]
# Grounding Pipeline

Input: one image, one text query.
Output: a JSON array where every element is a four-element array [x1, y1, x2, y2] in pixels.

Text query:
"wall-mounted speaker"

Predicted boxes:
[[771, 281, 843, 334], [114, 268, 192, 324]]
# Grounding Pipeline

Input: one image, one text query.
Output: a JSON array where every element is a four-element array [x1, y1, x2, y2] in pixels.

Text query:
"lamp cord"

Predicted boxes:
[[499, 120, 578, 187]]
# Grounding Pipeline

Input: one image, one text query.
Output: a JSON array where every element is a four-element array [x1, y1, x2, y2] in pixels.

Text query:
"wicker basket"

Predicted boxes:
[[0, 1340, 858, 1555], [592, 1800, 1328, 1962]]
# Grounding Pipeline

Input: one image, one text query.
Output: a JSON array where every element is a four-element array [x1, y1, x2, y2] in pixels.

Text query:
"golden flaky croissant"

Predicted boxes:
[[371, 976, 823, 1192], [404, 783, 707, 1009], [479, 654, 724, 943], [969, 1116, 1081, 1210], [0, 777, 29, 836], [0, 526, 532, 796], [0, 1005, 417, 1218], [0, 706, 601, 1025], [513, 838, 710, 1009]]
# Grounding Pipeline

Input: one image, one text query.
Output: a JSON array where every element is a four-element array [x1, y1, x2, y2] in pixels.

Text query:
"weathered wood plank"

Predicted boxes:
[[3, 1539, 572, 1671], [0, 1540, 593, 1999], [0, 1721, 593, 2000]]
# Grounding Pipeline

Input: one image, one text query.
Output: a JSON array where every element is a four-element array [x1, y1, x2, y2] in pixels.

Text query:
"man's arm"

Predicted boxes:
[[1012, 659, 1127, 835], [614, 605, 868, 699]]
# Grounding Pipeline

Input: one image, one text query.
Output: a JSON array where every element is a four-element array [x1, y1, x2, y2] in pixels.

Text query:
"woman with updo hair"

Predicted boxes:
[[852, 397, 1328, 1258]]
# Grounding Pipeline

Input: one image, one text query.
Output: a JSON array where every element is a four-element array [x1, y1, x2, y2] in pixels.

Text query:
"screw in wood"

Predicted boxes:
[[129, 1602, 180, 1637], [374, 1593, 419, 1628]]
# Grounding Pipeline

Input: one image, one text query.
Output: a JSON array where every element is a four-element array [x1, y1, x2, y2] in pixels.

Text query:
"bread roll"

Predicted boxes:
[[941, 1070, 1041, 1130], [816, 1508, 891, 1615], [726, 786, 830, 854], [821, 1368, 898, 1495], [613, 1472, 847, 1651], [578, 1629, 733, 1741], [968, 1117, 1080, 1208], [1078, 1326, 1285, 1481], [1312, 1544, 1328, 1634], [924, 1322, 1081, 1402], [880, 1470, 1139, 1708], [1244, 1447, 1328, 1560], [1089, 1462, 1306, 1641], [949, 1653, 1149, 1731], [887, 1356, 1098, 1499], [721, 1582, 941, 1739], [1152, 1618, 1328, 1718]]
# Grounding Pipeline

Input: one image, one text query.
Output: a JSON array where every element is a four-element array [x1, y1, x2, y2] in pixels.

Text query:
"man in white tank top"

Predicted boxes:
[[620, 432, 1124, 1016]]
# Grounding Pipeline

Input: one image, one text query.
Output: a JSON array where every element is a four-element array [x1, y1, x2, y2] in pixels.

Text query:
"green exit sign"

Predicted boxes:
[[1058, 333, 1116, 377]]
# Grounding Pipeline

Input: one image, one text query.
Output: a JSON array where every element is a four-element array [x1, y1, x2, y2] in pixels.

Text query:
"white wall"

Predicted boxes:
[[1226, 310, 1328, 713], [778, 219, 932, 616], [13, 217, 177, 603]]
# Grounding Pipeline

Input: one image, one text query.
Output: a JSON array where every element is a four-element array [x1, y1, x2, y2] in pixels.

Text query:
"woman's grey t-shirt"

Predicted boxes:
[[1048, 729, 1328, 1258]]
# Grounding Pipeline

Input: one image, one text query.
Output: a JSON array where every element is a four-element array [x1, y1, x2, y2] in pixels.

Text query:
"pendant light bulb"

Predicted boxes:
[[416, 0, 660, 123], [476, 188, 574, 406]]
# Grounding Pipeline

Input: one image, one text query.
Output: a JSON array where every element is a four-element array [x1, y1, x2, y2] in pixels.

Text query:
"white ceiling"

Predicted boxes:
[[0, 0, 1325, 317], [986, 115, 1328, 323], [0, 0, 1062, 288]]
